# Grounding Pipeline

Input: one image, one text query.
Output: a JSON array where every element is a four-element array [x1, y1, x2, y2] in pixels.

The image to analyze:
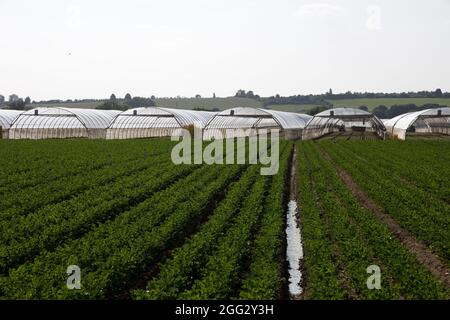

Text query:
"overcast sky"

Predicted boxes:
[[1, 0, 450, 100]]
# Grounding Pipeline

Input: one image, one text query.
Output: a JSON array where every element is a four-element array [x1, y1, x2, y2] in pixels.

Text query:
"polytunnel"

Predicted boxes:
[[202, 107, 313, 140], [0, 109, 23, 139], [106, 107, 216, 139], [302, 108, 386, 140], [383, 107, 450, 140], [9, 108, 121, 139]]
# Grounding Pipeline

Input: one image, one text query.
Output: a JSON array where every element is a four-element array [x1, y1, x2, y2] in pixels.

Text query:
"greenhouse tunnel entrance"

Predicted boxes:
[[302, 108, 386, 141]]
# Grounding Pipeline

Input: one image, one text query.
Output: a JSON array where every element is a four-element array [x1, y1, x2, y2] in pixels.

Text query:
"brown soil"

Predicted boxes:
[[320, 148, 450, 289]]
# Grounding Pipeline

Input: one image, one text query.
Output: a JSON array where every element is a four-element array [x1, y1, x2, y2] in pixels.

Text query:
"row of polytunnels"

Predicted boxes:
[[0, 106, 449, 140]]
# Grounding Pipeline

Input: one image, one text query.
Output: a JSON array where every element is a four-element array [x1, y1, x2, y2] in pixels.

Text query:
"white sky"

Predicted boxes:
[[1, 0, 450, 100]]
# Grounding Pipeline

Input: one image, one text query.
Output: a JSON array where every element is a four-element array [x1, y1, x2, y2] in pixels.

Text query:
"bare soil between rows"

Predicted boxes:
[[319, 147, 450, 289]]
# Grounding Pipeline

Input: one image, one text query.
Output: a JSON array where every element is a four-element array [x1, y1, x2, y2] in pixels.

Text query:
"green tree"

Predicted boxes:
[[9, 94, 19, 103], [97, 100, 126, 111], [372, 105, 388, 118], [124, 93, 132, 103], [359, 106, 369, 112], [235, 89, 246, 97], [125, 97, 155, 108], [110, 94, 117, 101], [307, 106, 329, 116], [8, 98, 26, 110]]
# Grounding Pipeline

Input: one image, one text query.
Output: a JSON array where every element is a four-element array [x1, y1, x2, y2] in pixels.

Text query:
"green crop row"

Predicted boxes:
[[0, 140, 174, 196], [178, 174, 269, 299], [321, 141, 450, 265], [0, 152, 170, 219], [134, 165, 262, 299], [299, 141, 448, 299], [329, 141, 450, 203], [133, 141, 293, 300], [0, 161, 197, 275], [297, 142, 347, 299], [1, 163, 244, 299], [238, 141, 292, 299], [174, 141, 291, 299]]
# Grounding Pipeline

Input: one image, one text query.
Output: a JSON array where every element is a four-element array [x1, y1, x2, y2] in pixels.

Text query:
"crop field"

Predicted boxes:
[[0, 139, 291, 299], [298, 140, 449, 299], [0, 139, 448, 300]]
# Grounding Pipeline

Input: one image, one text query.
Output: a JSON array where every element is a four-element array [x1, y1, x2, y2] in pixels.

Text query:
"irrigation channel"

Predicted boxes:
[[286, 143, 304, 299]]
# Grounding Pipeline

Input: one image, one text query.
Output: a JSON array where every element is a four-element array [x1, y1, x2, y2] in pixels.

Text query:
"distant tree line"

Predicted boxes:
[[33, 99, 101, 104], [234, 88, 449, 108], [97, 93, 155, 111], [372, 103, 448, 119], [235, 89, 261, 99], [0, 93, 156, 111], [0, 94, 32, 110], [325, 88, 448, 100], [233, 88, 450, 119], [262, 95, 333, 108], [2, 89, 448, 117], [235, 89, 333, 107]]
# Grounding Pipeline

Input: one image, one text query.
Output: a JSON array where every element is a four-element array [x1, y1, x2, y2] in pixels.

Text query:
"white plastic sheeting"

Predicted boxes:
[[9, 108, 121, 139], [302, 117, 343, 140], [302, 108, 386, 140], [106, 107, 216, 139], [383, 108, 450, 140], [203, 107, 312, 140], [0, 110, 23, 129], [314, 108, 372, 117], [0, 110, 23, 139]]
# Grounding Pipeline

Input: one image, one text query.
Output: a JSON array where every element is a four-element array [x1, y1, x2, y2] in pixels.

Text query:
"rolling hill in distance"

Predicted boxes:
[[25, 97, 450, 114]]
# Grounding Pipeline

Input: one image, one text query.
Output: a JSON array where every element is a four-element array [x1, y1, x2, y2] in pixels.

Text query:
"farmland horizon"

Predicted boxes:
[[1, 88, 450, 103], [3, 88, 450, 103], [1, 0, 450, 102]]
